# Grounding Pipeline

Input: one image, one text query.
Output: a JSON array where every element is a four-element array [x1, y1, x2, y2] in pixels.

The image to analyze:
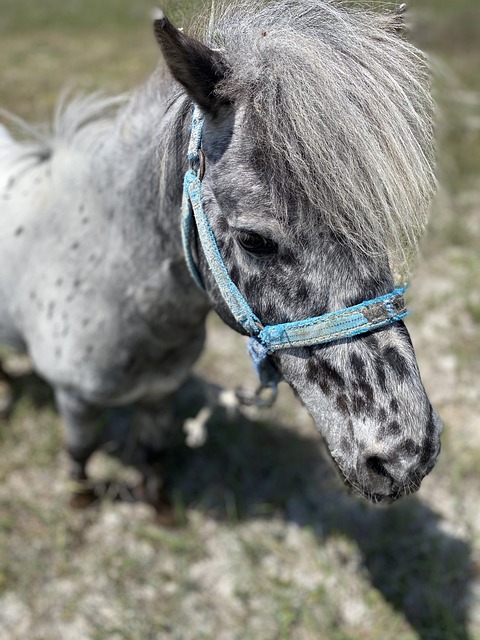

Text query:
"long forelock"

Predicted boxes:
[[198, 0, 436, 278]]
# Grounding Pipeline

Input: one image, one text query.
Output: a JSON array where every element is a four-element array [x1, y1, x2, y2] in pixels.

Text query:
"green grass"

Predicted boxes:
[[0, 0, 200, 33]]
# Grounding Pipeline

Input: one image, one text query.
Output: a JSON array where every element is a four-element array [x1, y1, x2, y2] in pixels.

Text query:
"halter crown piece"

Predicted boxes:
[[182, 105, 409, 406]]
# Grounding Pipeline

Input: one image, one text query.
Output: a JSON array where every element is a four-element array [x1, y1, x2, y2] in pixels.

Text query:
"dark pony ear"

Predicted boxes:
[[391, 3, 408, 34], [154, 11, 229, 117]]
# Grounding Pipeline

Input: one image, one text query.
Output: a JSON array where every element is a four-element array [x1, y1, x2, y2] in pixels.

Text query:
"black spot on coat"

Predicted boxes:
[[336, 394, 350, 416], [387, 420, 401, 436], [403, 438, 421, 456], [384, 346, 410, 379], [350, 352, 366, 379]]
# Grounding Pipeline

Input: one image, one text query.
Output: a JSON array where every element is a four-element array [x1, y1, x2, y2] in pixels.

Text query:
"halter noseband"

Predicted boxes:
[[181, 105, 409, 405]]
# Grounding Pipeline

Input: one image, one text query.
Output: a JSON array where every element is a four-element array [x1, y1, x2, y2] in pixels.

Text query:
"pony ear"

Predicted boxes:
[[391, 3, 408, 34], [154, 11, 229, 117]]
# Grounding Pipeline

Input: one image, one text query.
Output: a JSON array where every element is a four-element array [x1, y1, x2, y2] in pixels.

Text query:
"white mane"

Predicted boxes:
[[198, 0, 437, 276]]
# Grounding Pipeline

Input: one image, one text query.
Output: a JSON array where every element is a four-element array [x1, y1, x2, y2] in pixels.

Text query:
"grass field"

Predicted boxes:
[[0, 1, 479, 639]]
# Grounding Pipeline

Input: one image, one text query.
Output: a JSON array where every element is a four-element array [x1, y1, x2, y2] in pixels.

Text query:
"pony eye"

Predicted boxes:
[[237, 231, 277, 256]]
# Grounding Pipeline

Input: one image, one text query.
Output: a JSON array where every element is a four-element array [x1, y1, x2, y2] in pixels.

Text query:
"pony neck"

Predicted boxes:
[[92, 70, 190, 261]]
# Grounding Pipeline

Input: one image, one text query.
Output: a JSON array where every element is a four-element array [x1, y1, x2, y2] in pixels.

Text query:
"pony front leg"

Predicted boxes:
[[55, 388, 102, 508], [130, 395, 180, 524]]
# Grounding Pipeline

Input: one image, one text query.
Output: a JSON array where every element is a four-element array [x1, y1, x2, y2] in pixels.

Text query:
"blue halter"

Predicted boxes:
[[182, 105, 409, 404]]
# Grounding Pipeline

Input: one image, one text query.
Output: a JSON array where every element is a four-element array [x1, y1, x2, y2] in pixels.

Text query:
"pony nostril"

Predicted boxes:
[[365, 455, 392, 480]]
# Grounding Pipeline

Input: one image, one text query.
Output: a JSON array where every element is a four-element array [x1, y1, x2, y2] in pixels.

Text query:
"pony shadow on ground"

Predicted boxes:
[[0, 365, 55, 424], [8, 370, 55, 410], [155, 381, 473, 640], [4, 370, 473, 639]]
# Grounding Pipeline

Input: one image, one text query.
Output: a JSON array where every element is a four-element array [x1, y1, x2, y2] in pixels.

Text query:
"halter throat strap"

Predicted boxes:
[[181, 105, 409, 400]]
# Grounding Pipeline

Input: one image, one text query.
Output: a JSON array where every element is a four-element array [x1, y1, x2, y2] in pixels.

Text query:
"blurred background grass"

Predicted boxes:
[[0, 1, 479, 639]]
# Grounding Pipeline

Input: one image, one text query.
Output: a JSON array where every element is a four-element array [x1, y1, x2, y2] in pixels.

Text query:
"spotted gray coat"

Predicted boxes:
[[0, 0, 442, 503]]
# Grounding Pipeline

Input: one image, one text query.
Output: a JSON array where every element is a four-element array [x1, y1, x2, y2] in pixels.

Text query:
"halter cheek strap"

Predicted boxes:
[[182, 105, 409, 405]]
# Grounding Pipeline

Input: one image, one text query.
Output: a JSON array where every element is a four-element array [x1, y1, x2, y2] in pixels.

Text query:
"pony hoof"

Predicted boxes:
[[133, 482, 178, 526], [151, 491, 179, 527], [68, 483, 97, 509], [69, 491, 97, 509], [153, 506, 177, 528]]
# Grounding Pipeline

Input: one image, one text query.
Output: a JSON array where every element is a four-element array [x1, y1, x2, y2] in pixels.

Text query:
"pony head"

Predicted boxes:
[[154, 0, 441, 503]]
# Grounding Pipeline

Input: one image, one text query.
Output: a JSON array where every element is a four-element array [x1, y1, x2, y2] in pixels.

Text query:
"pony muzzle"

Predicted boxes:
[[341, 435, 442, 503]]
